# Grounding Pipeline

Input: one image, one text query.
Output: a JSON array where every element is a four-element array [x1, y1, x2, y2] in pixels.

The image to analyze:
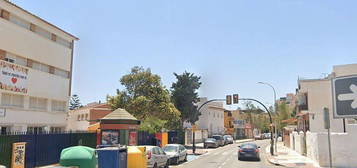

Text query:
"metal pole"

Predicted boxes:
[[327, 127, 332, 168], [258, 82, 278, 154], [323, 108, 332, 168]]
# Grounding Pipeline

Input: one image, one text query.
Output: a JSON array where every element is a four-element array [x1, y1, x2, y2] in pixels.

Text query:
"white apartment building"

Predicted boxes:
[[0, 0, 78, 133], [293, 64, 357, 167], [196, 97, 225, 136]]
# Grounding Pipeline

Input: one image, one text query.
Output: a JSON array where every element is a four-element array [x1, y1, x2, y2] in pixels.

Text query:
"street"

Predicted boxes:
[[172, 139, 279, 168]]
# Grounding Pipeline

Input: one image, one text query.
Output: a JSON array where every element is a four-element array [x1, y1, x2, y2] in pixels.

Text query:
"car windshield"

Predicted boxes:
[[206, 138, 216, 142], [212, 136, 221, 140], [163, 146, 178, 152], [241, 144, 257, 149]]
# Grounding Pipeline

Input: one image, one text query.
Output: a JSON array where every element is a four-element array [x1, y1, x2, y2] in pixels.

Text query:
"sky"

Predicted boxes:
[[12, 0, 357, 110]]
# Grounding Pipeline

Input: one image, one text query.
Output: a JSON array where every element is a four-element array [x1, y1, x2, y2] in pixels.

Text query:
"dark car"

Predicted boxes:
[[238, 143, 260, 161], [212, 135, 225, 146], [204, 138, 219, 148]]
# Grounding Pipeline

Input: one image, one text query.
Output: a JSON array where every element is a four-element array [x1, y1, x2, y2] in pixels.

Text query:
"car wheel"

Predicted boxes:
[[164, 160, 170, 168], [175, 157, 180, 165], [204, 144, 207, 149], [238, 157, 241, 160], [184, 154, 188, 162]]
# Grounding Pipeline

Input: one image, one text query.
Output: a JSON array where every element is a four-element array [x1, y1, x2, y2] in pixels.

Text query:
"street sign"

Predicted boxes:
[[332, 75, 357, 118], [192, 125, 198, 132], [233, 120, 245, 128]]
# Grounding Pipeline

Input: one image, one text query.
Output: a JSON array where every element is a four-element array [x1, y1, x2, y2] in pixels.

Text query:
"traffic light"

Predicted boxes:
[[233, 94, 239, 104], [226, 95, 232, 105]]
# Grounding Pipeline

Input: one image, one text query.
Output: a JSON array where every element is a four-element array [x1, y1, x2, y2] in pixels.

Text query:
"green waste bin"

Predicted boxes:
[[59, 146, 97, 168]]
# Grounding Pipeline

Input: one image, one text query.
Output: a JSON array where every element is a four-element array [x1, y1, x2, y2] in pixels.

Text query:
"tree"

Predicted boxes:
[[243, 101, 270, 132], [69, 94, 82, 110], [107, 66, 180, 132], [277, 102, 290, 129], [171, 72, 202, 124]]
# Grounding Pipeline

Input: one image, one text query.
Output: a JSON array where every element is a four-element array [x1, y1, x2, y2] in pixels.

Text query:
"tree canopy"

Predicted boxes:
[[107, 66, 180, 132], [171, 72, 202, 124], [69, 94, 82, 110]]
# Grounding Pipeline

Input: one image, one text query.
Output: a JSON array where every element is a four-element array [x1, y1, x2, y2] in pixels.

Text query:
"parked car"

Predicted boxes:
[[212, 135, 225, 146], [162, 144, 187, 165], [141, 146, 170, 168], [238, 143, 261, 161], [254, 134, 263, 140], [263, 133, 271, 139], [223, 135, 234, 144], [204, 138, 219, 148]]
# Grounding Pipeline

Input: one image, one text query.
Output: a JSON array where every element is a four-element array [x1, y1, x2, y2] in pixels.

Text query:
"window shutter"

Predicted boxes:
[[1, 10, 10, 20], [0, 49, 5, 60], [51, 34, 57, 41], [30, 23, 36, 32], [27, 59, 33, 68]]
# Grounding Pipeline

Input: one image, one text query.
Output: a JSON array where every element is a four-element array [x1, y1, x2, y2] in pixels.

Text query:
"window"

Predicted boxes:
[[54, 68, 69, 78], [29, 97, 47, 110], [52, 100, 66, 112], [50, 127, 62, 133], [27, 127, 43, 134], [1, 93, 24, 108], [77, 115, 80, 121], [34, 26, 51, 40], [32, 62, 49, 73], [56, 36, 72, 48], [5, 53, 27, 67], [9, 14, 30, 30], [85, 114, 88, 120]]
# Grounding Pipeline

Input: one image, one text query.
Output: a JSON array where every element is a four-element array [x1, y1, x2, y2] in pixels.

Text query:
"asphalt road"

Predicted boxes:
[[172, 139, 279, 168]]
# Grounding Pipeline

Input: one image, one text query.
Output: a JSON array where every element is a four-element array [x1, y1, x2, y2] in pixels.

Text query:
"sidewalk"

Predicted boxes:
[[185, 138, 254, 155], [266, 142, 320, 168]]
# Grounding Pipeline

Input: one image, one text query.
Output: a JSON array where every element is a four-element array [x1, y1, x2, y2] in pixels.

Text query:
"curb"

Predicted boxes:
[[265, 146, 284, 167]]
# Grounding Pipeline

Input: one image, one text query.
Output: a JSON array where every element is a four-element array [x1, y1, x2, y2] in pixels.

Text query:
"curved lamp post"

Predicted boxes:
[[258, 82, 278, 154]]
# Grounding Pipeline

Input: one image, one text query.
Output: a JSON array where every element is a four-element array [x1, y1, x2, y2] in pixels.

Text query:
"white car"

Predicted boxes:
[[142, 146, 170, 168], [163, 144, 187, 165]]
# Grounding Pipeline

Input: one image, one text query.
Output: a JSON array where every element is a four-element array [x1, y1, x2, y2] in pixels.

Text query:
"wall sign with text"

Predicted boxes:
[[0, 61, 28, 94]]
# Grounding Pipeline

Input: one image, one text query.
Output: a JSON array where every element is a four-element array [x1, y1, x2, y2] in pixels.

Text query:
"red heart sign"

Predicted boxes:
[[11, 77, 17, 84]]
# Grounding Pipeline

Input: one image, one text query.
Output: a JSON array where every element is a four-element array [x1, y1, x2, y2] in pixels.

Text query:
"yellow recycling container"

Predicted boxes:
[[127, 146, 147, 168]]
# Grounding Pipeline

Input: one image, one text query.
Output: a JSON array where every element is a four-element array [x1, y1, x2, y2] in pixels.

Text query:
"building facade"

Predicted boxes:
[[292, 64, 357, 167], [195, 97, 225, 136], [0, 0, 78, 133], [66, 103, 112, 131]]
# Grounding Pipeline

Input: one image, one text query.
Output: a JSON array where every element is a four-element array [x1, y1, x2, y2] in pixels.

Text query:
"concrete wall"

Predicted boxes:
[[290, 131, 305, 155], [291, 125, 357, 168], [305, 129, 357, 168]]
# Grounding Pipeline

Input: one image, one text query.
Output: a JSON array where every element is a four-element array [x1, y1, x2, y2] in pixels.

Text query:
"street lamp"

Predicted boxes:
[[257, 82, 278, 154]]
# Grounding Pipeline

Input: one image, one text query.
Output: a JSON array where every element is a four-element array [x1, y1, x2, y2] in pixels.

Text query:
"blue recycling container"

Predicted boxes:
[[97, 147, 127, 168]]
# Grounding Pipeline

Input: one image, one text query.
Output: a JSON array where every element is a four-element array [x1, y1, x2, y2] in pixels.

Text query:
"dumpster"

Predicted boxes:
[[59, 146, 97, 168], [127, 146, 147, 168], [97, 147, 127, 168]]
